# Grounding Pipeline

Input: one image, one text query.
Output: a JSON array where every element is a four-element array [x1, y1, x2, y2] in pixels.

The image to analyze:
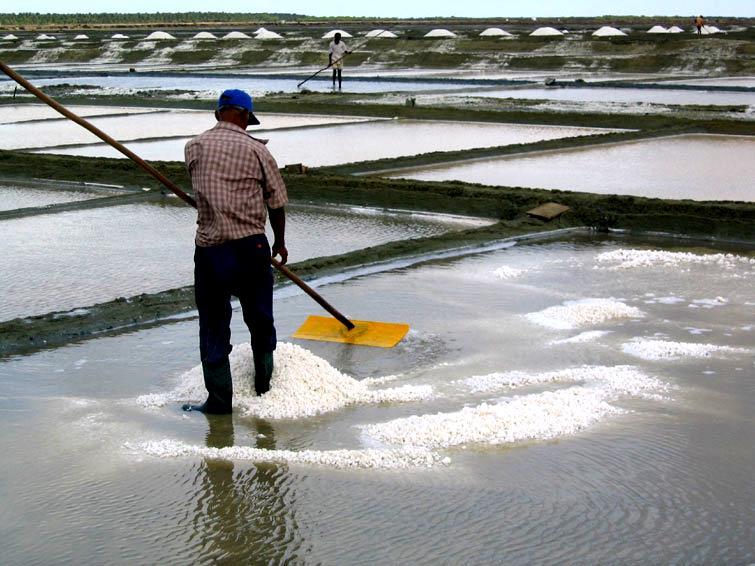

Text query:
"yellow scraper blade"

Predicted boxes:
[[292, 315, 410, 348]]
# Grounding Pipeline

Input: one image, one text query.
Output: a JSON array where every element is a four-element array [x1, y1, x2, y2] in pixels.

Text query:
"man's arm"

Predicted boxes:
[[268, 205, 287, 265]]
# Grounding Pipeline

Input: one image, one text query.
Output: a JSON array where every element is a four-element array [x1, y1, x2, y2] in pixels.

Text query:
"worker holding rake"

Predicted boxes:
[[328, 32, 352, 89], [182, 89, 288, 414]]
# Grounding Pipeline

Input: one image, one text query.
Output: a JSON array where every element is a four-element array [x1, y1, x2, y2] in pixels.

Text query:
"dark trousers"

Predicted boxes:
[[195, 233, 277, 381]]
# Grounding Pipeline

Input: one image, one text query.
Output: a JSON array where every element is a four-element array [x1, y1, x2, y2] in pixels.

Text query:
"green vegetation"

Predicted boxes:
[[238, 49, 275, 66], [170, 50, 216, 65], [0, 49, 33, 64], [0, 12, 305, 26], [55, 47, 103, 63]]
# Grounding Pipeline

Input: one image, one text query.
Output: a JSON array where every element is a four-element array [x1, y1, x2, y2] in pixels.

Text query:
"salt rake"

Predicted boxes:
[[0, 60, 410, 348]]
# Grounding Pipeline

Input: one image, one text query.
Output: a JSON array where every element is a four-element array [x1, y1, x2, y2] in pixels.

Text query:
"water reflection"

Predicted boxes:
[[193, 416, 300, 562], [393, 134, 755, 201]]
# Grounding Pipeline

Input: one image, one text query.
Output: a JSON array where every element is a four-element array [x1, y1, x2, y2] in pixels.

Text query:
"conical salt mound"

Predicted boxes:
[[530, 27, 563, 37], [256, 30, 284, 39], [366, 29, 397, 38], [647, 25, 668, 34], [144, 31, 176, 40], [480, 27, 512, 37], [223, 31, 252, 39], [193, 32, 217, 39], [322, 29, 352, 39], [424, 29, 457, 38], [74, 34, 89, 40], [592, 26, 627, 37]]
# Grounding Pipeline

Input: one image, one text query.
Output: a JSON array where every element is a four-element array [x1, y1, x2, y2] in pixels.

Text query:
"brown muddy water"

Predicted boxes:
[[390, 134, 755, 201], [0, 234, 753, 563], [0, 200, 489, 321], [32, 120, 619, 166]]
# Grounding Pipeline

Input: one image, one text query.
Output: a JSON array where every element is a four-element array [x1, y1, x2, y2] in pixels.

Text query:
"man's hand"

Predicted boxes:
[[268, 206, 287, 264], [272, 241, 288, 265]]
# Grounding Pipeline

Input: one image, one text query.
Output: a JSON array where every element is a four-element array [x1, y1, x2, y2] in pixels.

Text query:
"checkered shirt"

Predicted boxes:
[[185, 121, 288, 247]]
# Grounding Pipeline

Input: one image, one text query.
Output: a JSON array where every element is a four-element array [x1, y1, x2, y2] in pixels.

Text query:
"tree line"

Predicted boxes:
[[0, 12, 309, 25]]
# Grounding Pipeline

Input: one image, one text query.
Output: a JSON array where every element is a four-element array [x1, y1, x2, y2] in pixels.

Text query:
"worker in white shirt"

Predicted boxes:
[[328, 33, 352, 89]]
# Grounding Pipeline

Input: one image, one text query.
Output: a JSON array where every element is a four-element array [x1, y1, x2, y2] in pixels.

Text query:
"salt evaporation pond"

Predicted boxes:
[[391, 134, 755, 201], [454, 86, 755, 107], [654, 76, 755, 88], [0, 182, 104, 211], [35, 120, 618, 166], [0, 103, 156, 124], [1, 235, 752, 563], [0, 110, 377, 150], [3, 74, 477, 95], [0, 202, 488, 320]]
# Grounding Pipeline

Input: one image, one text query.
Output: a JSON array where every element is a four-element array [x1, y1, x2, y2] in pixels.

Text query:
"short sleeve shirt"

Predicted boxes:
[[185, 121, 288, 247], [329, 40, 349, 61]]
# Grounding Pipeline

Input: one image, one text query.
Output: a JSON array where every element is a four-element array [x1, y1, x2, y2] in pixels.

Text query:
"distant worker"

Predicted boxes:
[[328, 32, 352, 90], [182, 89, 289, 415], [695, 15, 705, 35]]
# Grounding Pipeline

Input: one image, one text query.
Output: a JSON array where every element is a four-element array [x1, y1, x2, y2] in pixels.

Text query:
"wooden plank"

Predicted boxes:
[[527, 202, 570, 220]]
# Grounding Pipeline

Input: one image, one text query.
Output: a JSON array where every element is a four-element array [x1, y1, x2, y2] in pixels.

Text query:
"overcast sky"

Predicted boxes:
[[1, 1, 753, 17]]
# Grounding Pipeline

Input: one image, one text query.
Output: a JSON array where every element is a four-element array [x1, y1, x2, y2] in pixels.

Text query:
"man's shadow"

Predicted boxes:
[[193, 415, 299, 562]]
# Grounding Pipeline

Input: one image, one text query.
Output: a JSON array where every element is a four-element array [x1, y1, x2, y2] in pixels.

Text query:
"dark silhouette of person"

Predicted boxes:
[[191, 416, 303, 561], [695, 15, 705, 35]]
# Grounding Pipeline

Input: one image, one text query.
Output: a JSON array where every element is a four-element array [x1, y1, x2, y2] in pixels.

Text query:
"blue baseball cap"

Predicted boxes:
[[217, 89, 260, 125]]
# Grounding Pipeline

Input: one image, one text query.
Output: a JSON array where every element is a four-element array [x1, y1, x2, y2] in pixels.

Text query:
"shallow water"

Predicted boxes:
[[0, 235, 753, 563], [391, 134, 755, 201], [0, 110, 377, 150], [0, 201, 488, 320], [456, 85, 755, 106], [2, 74, 477, 95], [0, 182, 102, 211], [656, 76, 755, 88], [0, 103, 156, 124], [36, 119, 618, 166]]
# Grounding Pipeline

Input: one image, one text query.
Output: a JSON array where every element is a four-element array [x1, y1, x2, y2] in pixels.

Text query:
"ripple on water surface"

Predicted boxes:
[[0, 183, 101, 211], [2, 236, 754, 563]]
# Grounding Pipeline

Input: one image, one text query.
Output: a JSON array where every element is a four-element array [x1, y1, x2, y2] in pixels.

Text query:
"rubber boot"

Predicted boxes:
[[182, 359, 233, 414], [253, 351, 274, 396]]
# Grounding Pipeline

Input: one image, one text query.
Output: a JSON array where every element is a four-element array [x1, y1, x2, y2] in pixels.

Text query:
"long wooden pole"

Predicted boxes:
[[0, 59, 355, 331]]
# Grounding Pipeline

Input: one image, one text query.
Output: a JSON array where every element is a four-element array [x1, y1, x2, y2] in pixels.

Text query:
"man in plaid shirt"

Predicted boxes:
[[182, 89, 288, 415]]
